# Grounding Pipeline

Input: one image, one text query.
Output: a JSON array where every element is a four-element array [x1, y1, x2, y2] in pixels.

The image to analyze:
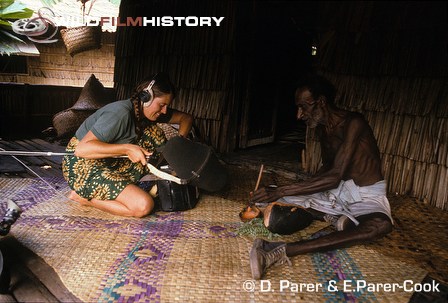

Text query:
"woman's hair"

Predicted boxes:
[[130, 72, 176, 138], [133, 72, 177, 101], [295, 74, 337, 105]]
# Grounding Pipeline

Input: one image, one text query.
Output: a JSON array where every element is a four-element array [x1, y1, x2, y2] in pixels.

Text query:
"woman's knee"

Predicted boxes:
[[119, 185, 155, 217], [130, 196, 154, 217]]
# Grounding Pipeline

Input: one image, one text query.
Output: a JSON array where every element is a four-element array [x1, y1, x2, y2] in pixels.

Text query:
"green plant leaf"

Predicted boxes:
[[0, 8, 33, 20], [0, 19, 12, 28], [0, 1, 31, 15], [0, 0, 14, 10]]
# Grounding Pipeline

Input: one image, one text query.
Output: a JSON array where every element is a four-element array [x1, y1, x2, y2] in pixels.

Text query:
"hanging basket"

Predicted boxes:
[[60, 25, 101, 56]]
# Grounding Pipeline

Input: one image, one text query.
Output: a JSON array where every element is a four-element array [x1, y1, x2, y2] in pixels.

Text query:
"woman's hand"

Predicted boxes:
[[168, 111, 193, 137], [125, 144, 152, 165]]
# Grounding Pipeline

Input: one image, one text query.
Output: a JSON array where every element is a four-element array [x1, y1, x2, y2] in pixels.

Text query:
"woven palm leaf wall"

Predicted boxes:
[[113, 0, 246, 152], [302, 1, 448, 210]]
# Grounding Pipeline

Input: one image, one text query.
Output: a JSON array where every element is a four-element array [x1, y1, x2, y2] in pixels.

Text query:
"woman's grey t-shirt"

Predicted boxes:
[[75, 100, 173, 144]]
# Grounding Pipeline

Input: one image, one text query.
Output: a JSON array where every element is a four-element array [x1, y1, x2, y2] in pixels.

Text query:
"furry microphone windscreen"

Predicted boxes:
[[161, 136, 228, 192]]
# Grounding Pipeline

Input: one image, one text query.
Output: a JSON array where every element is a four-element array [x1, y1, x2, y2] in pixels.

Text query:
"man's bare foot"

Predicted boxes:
[[68, 190, 91, 206]]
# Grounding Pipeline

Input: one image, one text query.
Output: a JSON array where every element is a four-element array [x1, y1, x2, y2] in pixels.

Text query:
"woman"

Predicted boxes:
[[62, 72, 193, 217]]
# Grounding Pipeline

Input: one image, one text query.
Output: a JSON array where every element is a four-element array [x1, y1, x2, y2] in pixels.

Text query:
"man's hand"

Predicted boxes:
[[250, 185, 281, 205]]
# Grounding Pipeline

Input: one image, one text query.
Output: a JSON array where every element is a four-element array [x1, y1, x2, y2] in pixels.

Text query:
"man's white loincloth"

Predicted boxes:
[[278, 179, 393, 226]]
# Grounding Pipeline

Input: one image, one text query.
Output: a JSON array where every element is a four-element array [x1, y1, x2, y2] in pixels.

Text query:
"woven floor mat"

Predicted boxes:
[[221, 163, 448, 285], [1, 177, 437, 302], [370, 195, 448, 284], [215, 163, 305, 203]]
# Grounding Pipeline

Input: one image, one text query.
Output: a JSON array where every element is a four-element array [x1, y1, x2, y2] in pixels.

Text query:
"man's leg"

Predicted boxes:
[[284, 212, 392, 255], [250, 213, 392, 279]]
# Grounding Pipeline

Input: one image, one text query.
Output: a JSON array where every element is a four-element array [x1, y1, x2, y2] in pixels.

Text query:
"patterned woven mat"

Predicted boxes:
[[0, 177, 434, 302]]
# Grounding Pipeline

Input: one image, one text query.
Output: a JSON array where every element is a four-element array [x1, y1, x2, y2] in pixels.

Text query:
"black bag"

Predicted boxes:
[[156, 180, 200, 212]]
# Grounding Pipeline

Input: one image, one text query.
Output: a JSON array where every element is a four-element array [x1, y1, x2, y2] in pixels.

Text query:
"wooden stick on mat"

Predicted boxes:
[[240, 164, 265, 221], [254, 164, 264, 192]]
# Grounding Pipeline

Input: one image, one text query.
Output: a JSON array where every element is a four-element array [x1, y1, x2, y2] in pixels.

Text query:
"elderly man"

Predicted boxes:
[[249, 74, 393, 279]]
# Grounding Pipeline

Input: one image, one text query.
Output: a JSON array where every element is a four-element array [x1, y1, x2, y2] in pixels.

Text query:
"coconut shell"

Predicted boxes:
[[239, 205, 262, 222]]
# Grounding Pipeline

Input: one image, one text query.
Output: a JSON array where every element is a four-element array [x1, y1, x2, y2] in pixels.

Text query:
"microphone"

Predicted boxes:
[[0, 200, 22, 236]]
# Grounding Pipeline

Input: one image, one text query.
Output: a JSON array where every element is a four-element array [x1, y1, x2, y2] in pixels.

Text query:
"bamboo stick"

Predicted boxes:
[[254, 164, 264, 192]]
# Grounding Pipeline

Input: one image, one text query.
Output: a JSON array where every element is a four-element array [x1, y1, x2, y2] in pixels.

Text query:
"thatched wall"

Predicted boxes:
[[303, 1, 448, 210], [113, 0, 251, 152]]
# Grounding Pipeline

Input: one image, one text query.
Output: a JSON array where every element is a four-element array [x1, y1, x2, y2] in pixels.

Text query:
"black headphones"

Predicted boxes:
[[139, 73, 159, 107]]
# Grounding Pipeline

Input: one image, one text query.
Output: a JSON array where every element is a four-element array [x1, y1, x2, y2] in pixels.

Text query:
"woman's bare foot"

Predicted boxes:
[[68, 190, 91, 206]]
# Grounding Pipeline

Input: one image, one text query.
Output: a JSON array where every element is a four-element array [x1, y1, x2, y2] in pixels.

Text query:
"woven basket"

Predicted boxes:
[[60, 25, 101, 56], [52, 108, 96, 138]]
